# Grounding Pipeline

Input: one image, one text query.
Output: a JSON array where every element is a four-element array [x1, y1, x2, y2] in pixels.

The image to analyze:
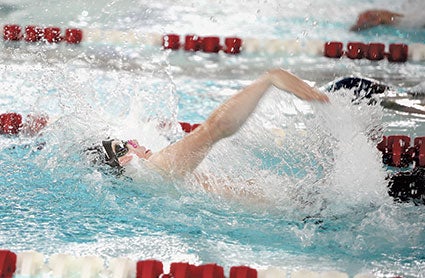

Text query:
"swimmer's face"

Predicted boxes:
[[117, 140, 152, 166]]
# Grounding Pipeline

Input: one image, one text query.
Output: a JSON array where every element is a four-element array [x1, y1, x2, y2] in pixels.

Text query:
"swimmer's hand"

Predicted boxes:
[[267, 69, 329, 103], [117, 140, 153, 166]]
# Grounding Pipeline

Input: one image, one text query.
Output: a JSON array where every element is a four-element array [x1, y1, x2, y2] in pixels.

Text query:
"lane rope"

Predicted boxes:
[[0, 249, 375, 278], [2, 24, 425, 61]]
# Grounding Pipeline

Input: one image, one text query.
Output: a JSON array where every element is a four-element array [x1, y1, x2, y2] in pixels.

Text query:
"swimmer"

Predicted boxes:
[[100, 68, 329, 181], [350, 10, 404, 31], [351, 1, 425, 31]]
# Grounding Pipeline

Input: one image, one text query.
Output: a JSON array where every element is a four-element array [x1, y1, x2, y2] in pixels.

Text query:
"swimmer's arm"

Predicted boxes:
[[148, 69, 328, 177], [267, 69, 329, 102], [204, 69, 328, 140], [350, 9, 403, 31], [379, 10, 403, 25]]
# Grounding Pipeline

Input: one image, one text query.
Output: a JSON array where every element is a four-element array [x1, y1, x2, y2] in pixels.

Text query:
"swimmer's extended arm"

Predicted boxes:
[[203, 69, 328, 140], [148, 68, 329, 177]]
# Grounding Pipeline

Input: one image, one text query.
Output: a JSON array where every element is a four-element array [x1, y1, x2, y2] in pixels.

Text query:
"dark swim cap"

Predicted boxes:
[[84, 139, 128, 169], [101, 139, 129, 168]]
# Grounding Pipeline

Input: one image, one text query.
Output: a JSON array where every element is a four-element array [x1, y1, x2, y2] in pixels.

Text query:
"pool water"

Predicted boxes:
[[0, 0, 425, 277]]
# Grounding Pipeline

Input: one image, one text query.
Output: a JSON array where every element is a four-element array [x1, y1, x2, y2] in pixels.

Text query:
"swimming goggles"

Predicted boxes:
[[102, 139, 129, 167], [114, 140, 129, 158]]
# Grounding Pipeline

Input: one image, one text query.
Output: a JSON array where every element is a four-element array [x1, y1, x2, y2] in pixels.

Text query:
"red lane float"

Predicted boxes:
[[3, 24, 21, 41], [388, 43, 408, 62], [184, 35, 202, 51], [366, 43, 385, 60], [230, 266, 257, 278], [198, 264, 225, 278], [346, 42, 367, 59], [202, 36, 221, 53], [0, 113, 22, 135], [0, 250, 17, 278], [224, 37, 242, 54], [163, 34, 181, 50], [25, 25, 43, 42], [65, 28, 83, 44], [324, 41, 344, 58], [377, 135, 425, 168], [44, 27, 62, 43], [387, 135, 411, 167], [170, 262, 224, 278], [136, 260, 163, 278], [169, 262, 193, 278]]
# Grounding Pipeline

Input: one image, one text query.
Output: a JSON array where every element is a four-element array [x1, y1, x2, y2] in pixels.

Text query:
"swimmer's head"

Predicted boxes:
[[84, 139, 128, 169], [85, 138, 151, 170]]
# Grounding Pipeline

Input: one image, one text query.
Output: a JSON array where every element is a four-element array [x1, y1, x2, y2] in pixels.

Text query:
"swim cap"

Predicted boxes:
[[101, 139, 129, 168], [84, 139, 129, 171]]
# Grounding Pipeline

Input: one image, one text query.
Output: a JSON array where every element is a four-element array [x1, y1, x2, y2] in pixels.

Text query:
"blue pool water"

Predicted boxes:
[[0, 0, 425, 277]]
